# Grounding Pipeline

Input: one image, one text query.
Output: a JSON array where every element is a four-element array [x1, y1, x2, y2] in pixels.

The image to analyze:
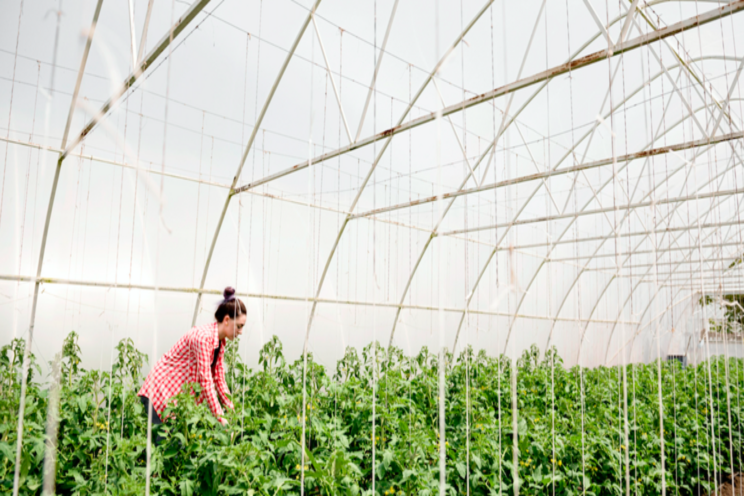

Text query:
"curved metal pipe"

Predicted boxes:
[[191, 0, 323, 325], [542, 109, 739, 361], [602, 185, 744, 363], [450, 54, 741, 353], [620, 175, 744, 362], [385, 4, 649, 347], [489, 3, 744, 356], [588, 176, 741, 366], [573, 155, 742, 364], [511, 42, 744, 350], [301, 0, 497, 350]]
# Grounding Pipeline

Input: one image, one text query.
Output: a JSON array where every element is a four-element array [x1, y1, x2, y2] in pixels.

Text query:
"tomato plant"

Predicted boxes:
[[1, 333, 743, 495]]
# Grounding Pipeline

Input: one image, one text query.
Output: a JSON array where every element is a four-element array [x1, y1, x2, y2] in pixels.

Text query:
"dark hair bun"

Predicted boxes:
[[215, 286, 246, 322]]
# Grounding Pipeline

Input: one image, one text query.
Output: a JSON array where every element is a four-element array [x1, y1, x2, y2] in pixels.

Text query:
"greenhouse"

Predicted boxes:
[[2, 0, 744, 493]]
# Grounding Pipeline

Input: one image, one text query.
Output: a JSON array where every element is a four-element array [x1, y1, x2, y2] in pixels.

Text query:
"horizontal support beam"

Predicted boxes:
[[6, 136, 615, 262], [587, 258, 744, 270], [4, 136, 589, 267], [354, 131, 744, 219], [655, 281, 744, 288], [642, 270, 744, 277], [1, 135, 480, 239], [233, 0, 744, 195], [0, 273, 637, 325], [641, 272, 744, 281], [591, 269, 744, 277], [549, 241, 744, 262], [511, 220, 744, 251], [441, 188, 744, 237], [1, 135, 230, 188]]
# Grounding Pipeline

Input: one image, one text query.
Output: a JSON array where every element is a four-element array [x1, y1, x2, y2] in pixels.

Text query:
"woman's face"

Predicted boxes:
[[223, 314, 247, 340]]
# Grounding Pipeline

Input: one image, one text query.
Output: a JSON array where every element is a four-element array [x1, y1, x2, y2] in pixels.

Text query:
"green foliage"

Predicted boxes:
[[0, 338, 44, 493], [60, 331, 82, 384], [699, 294, 744, 333], [113, 338, 147, 387], [2, 334, 744, 495]]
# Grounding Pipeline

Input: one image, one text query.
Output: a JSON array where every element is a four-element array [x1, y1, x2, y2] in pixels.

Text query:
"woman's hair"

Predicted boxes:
[[215, 287, 247, 323]]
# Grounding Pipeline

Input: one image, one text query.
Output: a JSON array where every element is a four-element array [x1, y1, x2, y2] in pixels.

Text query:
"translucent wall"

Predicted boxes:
[[3, 0, 744, 492]]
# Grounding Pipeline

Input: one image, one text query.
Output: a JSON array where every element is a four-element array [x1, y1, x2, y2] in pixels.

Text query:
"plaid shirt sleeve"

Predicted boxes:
[[194, 330, 225, 422], [213, 343, 234, 410]]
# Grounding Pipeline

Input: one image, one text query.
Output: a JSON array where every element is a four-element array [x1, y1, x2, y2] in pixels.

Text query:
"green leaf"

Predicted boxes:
[[534, 464, 543, 482], [77, 395, 87, 414], [0, 442, 13, 461], [518, 418, 528, 436], [180, 479, 195, 496]]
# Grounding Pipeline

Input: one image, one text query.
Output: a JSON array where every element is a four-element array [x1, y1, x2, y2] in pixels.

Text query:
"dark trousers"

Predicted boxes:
[[139, 396, 165, 445]]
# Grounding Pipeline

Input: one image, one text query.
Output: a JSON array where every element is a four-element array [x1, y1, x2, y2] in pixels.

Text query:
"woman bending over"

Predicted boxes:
[[138, 287, 246, 436]]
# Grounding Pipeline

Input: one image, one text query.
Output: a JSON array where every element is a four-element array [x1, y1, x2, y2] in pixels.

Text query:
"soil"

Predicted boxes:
[[709, 474, 744, 496]]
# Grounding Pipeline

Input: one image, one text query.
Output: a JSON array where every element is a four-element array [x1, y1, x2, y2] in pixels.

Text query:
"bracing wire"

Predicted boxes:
[[543, 12, 557, 487], [240, 31, 253, 435], [13, 63, 39, 338], [371, 3, 378, 494], [642, 11, 668, 492], [333, 25, 344, 458], [433, 2, 447, 495], [604, 1, 629, 494], [103, 127, 127, 491], [729, 14, 744, 481], [712, 14, 738, 494], [458, 0, 471, 492], [407, 60, 413, 496], [617, 7, 633, 492], [300, 12, 316, 495], [561, 0, 589, 493]]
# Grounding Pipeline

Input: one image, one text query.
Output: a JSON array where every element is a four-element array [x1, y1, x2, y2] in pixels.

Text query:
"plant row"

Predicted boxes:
[[1, 332, 743, 495]]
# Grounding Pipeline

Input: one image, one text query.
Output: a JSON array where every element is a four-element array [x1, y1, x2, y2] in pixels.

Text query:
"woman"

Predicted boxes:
[[138, 287, 246, 432]]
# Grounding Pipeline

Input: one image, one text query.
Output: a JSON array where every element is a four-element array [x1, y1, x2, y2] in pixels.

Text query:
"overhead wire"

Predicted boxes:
[[688, 0, 723, 490], [146, 0, 180, 491], [12, 63, 39, 338], [605, 1, 628, 494], [728, 5, 744, 485], [300, 4, 314, 493], [459, 0, 472, 490], [372, 3, 378, 494], [713, 11, 738, 494], [618, 3, 633, 492], [541, 2, 558, 494], [241, 25, 258, 435]]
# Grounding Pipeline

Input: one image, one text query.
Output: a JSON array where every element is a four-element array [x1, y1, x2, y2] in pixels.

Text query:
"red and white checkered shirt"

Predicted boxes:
[[138, 322, 234, 423]]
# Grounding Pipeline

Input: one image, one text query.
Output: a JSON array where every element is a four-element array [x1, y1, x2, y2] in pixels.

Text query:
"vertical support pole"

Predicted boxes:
[[433, 2, 446, 495], [13, 2, 104, 495]]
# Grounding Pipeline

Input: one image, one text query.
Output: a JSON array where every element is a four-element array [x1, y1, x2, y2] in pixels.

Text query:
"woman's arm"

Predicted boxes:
[[214, 347, 234, 410], [194, 333, 226, 423]]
